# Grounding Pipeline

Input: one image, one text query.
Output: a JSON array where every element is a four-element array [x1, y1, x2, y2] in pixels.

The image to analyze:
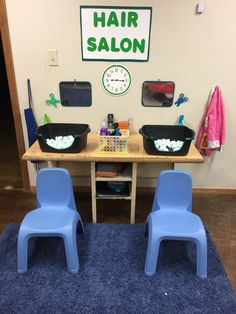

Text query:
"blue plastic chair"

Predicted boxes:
[[17, 168, 84, 273], [145, 170, 207, 278]]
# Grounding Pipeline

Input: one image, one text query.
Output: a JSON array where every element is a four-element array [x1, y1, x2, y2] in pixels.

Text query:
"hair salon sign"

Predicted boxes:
[[80, 6, 152, 61]]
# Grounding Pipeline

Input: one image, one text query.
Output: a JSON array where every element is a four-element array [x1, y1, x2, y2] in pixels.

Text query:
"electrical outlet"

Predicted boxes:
[[47, 49, 58, 66]]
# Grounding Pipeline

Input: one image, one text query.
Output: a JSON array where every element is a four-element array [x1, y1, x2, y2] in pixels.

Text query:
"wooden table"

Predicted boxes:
[[23, 132, 203, 223]]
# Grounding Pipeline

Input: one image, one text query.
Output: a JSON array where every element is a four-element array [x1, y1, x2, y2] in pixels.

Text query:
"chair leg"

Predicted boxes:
[[145, 232, 161, 276], [77, 218, 84, 234], [63, 232, 79, 273], [196, 235, 207, 278], [144, 222, 148, 236], [17, 232, 29, 273]]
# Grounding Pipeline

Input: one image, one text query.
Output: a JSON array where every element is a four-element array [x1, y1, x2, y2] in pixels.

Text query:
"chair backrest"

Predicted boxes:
[[152, 170, 192, 212], [36, 168, 77, 210]]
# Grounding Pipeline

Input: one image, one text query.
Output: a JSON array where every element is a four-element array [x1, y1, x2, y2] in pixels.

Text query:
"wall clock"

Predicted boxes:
[[102, 65, 131, 96]]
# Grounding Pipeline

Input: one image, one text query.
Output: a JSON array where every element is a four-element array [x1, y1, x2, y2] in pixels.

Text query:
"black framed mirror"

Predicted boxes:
[[59, 81, 92, 107], [142, 81, 175, 107]]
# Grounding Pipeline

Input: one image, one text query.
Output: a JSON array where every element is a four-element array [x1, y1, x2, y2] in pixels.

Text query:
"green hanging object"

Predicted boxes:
[[177, 115, 184, 126], [44, 113, 51, 124], [45, 93, 60, 108]]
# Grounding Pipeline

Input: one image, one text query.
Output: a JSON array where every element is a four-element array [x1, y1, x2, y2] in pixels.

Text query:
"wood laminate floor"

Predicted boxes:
[[0, 188, 235, 292]]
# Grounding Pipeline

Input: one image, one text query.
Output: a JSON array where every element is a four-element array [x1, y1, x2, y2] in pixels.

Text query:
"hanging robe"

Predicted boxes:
[[195, 86, 226, 156]]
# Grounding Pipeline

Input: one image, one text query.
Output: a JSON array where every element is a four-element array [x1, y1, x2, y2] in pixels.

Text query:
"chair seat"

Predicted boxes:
[[150, 211, 204, 236], [21, 208, 78, 232]]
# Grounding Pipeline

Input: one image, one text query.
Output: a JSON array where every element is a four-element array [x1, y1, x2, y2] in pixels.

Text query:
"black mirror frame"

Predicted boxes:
[[141, 80, 175, 107], [59, 81, 92, 107]]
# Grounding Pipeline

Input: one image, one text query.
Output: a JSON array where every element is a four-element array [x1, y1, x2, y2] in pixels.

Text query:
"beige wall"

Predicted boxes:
[[5, 0, 236, 188]]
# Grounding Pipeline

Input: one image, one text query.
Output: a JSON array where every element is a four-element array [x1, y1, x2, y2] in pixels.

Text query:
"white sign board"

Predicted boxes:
[[80, 6, 152, 61]]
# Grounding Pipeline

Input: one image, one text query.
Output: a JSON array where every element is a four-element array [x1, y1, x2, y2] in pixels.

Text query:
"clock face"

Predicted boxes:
[[102, 65, 131, 96]]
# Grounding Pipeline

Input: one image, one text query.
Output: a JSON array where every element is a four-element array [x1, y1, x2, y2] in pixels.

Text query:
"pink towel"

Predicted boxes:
[[196, 86, 226, 156]]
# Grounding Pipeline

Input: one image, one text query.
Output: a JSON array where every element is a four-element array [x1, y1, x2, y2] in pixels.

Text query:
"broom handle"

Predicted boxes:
[[27, 78, 33, 109]]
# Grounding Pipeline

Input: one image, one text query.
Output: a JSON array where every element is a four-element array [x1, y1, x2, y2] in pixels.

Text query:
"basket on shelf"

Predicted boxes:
[[98, 129, 129, 153]]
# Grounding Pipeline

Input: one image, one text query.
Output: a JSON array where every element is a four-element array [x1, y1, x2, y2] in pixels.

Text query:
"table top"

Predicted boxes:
[[22, 132, 204, 163]]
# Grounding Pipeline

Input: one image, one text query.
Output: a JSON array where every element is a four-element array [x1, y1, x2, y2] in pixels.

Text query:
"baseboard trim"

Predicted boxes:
[[137, 187, 236, 195], [192, 188, 236, 195], [28, 186, 236, 195]]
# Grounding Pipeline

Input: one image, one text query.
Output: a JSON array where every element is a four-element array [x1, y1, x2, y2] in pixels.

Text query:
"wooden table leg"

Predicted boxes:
[[90, 161, 97, 223], [130, 162, 137, 224], [47, 161, 58, 168]]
